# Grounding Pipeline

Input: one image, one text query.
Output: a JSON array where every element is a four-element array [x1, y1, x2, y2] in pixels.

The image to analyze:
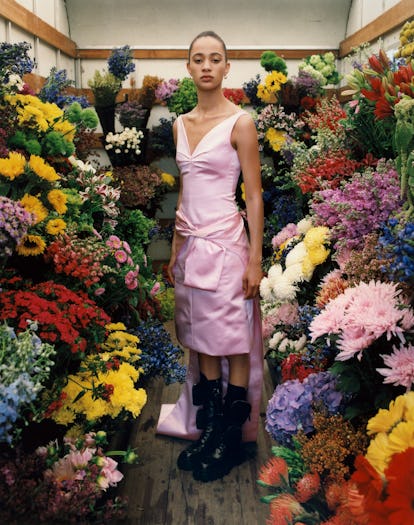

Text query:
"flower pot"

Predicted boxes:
[[95, 105, 116, 136]]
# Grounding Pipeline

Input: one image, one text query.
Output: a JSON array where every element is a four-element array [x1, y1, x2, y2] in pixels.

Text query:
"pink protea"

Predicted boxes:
[[258, 456, 289, 487], [294, 471, 321, 502], [377, 343, 414, 390]]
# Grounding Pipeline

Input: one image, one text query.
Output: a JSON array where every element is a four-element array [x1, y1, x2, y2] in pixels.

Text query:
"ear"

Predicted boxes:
[[224, 61, 231, 77], [186, 62, 192, 76]]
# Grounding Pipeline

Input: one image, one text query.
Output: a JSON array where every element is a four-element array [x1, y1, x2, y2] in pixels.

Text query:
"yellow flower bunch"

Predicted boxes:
[[365, 392, 414, 475], [0, 151, 26, 180], [51, 361, 147, 425], [20, 194, 48, 224], [16, 234, 46, 256], [5, 93, 76, 141], [257, 71, 288, 103], [47, 188, 68, 214], [161, 172, 176, 187], [29, 155, 60, 182], [265, 128, 287, 152], [303, 226, 331, 266]]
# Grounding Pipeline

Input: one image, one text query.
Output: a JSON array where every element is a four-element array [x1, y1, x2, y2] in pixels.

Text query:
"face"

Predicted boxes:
[[187, 36, 230, 89]]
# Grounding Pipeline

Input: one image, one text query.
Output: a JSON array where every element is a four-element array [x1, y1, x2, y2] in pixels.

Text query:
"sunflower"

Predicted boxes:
[[29, 154, 60, 182], [16, 234, 47, 256], [47, 189, 68, 214], [46, 218, 67, 236], [20, 194, 48, 224]]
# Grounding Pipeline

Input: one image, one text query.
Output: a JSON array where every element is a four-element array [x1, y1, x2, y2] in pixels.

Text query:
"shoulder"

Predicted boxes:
[[233, 111, 257, 135]]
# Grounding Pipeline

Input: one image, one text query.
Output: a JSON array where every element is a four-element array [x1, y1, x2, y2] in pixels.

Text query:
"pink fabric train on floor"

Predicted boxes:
[[156, 110, 264, 442]]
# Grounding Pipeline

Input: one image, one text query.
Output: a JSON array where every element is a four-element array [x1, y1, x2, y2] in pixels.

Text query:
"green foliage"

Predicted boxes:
[[42, 130, 75, 157], [88, 70, 122, 108], [65, 102, 99, 129], [167, 77, 198, 115], [260, 51, 288, 75]]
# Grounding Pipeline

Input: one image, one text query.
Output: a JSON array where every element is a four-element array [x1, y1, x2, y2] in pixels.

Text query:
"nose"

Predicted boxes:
[[202, 60, 212, 71]]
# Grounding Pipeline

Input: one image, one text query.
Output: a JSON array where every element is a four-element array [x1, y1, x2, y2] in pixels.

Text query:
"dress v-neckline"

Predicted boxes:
[[181, 112, 242, 157]]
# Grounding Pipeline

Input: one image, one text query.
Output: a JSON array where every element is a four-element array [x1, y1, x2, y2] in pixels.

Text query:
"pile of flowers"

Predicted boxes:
[[0, 41, 185, 522], [257, 45, 414, 525], [298, 51, 341, 87]]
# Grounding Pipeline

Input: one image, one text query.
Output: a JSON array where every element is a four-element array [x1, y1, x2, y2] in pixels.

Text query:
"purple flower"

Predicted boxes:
[[0, 197, 35, 257], [265, 371, 343, 445]]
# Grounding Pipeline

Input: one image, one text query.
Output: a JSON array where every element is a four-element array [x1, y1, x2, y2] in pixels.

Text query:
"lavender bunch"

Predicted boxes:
[[310, 160, 402, 252], [0, 196, 35, 259]]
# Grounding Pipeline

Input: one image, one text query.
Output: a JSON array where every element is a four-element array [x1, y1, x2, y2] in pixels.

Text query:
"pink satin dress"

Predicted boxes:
[[156, 110, 264, 442]]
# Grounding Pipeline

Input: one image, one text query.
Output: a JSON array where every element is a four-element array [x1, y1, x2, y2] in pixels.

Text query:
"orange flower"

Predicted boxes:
[[258, 456, 289, 487], [268, 494, 304, 525]]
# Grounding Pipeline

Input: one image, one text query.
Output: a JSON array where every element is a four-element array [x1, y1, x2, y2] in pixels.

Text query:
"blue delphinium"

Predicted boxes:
[[0, 41, 35, 81], [379, 218, 414, 284], [133, 320, 186, 384], [265, 371, 344, 446], [38, 67, 89, 108], [0, 322, 55, 444], [108, 45, 135, 81]]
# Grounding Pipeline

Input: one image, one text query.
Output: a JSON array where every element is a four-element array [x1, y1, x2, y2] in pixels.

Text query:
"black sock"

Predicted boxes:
[[225, 383, 247, 404]]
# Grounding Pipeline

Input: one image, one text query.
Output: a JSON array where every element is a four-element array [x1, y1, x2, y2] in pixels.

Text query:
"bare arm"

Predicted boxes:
[[167, 119, 183, 284], [232, 114, 264, 299]]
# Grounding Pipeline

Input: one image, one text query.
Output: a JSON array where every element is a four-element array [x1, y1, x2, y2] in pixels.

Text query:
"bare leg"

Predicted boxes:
[[198, 353, 221, 380], [227, 353, 249, 388]]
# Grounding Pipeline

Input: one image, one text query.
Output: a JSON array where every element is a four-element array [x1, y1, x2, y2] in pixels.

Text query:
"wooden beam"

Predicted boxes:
[[78, 48, 338, 61], [339, 0, 414, 57], [0, 0, 77, 57]]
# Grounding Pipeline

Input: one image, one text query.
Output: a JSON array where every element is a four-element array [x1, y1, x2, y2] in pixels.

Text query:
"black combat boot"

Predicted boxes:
[[192, 384, 251, 482], [176, 376, 223, 471]]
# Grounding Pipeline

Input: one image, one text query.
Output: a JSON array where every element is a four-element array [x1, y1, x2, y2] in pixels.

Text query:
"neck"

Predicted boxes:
[[196, 89, 229, 115]]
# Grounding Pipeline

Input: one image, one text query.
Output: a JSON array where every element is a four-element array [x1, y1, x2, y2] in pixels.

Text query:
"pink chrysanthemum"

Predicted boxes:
[[377, 343, 414, 390], [271, 223, 298, 249], [309, 281, 413, 361]]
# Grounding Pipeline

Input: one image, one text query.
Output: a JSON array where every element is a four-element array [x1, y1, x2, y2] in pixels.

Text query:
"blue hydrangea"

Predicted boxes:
[[132, 320, 186, 384], [265, 371, 344, 446]]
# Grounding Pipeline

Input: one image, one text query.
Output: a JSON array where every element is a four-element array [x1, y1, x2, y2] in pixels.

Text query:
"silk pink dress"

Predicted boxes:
[[156, 110, 264, 442]]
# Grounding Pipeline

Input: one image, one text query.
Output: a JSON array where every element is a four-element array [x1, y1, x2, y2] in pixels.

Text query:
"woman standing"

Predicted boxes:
[[157, 30, 264, 482]]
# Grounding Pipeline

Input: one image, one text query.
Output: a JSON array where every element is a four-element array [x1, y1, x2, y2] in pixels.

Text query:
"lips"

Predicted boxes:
[[200, 76, 213, 81]]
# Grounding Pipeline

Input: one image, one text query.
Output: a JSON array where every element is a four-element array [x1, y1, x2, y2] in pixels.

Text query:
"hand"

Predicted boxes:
[[242, 260, 263, 299]]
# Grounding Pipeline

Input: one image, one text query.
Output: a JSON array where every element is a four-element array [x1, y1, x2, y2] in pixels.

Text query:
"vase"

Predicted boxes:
[[95, 105, 116, 136]]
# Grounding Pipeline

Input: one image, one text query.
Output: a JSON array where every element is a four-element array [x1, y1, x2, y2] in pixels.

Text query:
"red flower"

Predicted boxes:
[[294, 471, 320, 502], [351, 455, 384, 506], [384, 447, 414, 525]]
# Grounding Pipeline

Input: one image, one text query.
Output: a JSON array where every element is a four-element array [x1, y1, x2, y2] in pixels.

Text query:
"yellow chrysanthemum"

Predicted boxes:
[[54, 119, 76, 143], [161, 172, 176, 187], [46, 218, 66, 236], [367, 394, 406, 435], [29, 155, 60, 182], [106, 322, 127, 332], [303, 226, 330, 250], [265, 128, 287, 152], [403, 391, 414, 421], [0, 151, 26, 180], [20, 194, 48, 224], [102, 331, 140, 350], [47, 189, 67, 214], [301, 256, 316, 280], [51, 405, 76, 426], [365, 431, 393, 475], [16, 234, 47, 256], [307, 245, 330, 265], [387, 421, 414, 456]]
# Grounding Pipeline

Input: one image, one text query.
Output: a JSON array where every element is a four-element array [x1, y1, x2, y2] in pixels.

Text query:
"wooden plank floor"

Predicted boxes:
[[117, 322, 274, 525]]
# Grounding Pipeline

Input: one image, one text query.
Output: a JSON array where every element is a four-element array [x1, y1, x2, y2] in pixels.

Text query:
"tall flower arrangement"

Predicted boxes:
[[257, 44, 414, 525]]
